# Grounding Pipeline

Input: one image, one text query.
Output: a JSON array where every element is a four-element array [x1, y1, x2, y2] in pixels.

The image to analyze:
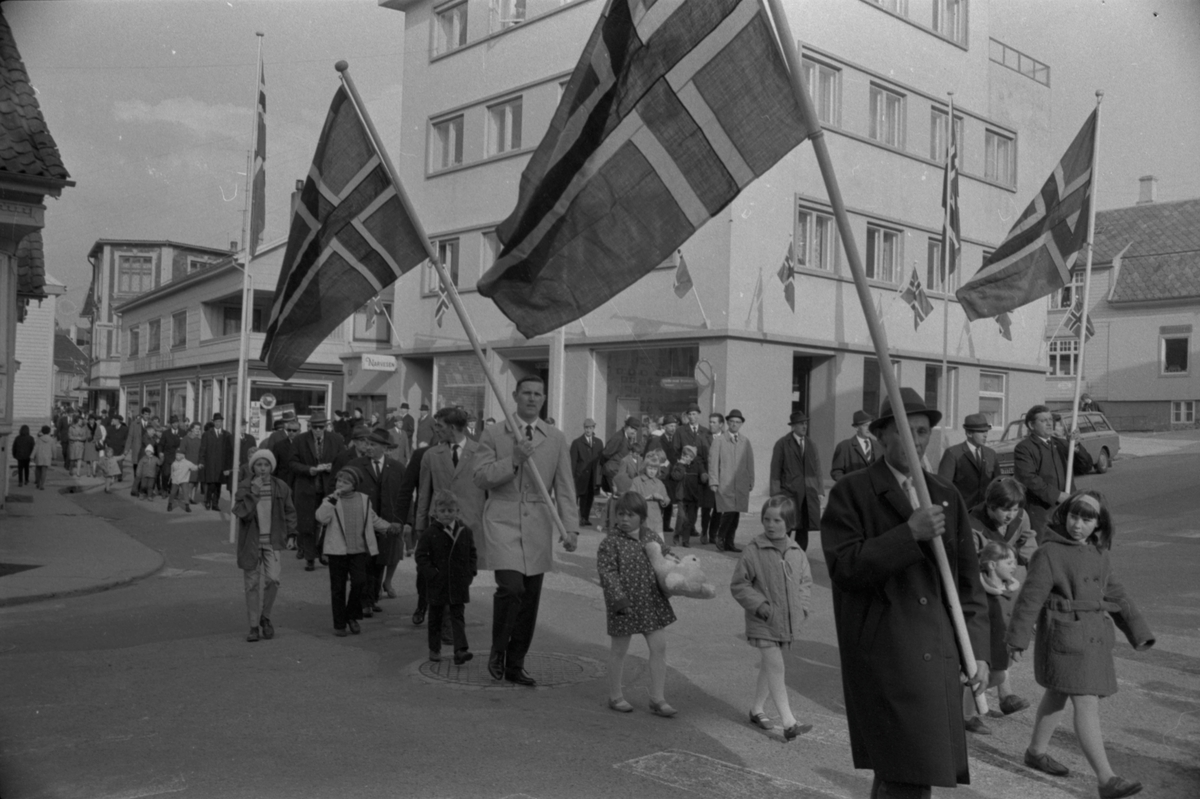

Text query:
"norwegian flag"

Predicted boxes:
[[777, 243, 796, 312], [434, 280, 450, 328], [995, 312, 1013, 341], [1064, 295, 1095, 340], [900, 268, 934, 330], [673, 250, 693, 298], [363, 297, 383, 331], [941, 111, 960, 280]]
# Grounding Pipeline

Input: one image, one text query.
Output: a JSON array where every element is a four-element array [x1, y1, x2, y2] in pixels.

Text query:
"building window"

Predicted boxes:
[[427, 238, 461, 295], [222, 306, 264, 337], [795, 207, 836, 272], [1172, 400, 1195, 424], [801, 58, 841, 126], [431, 115, 464, 171], [144, 385, 162, 419], [128, 327, 140, 358], [434, 2, 468, 54], [979, 371, 1006, 429], [861, 357, 901, 418], [187, 257, 213, 274], [172, 310, 187, 348], [866, 225, 900, 283], [1049, 272, 1082, 310], [925, 239, 958, 293], [932, 0, 967, 45], [985, 130, 1015, 185], [989, 38, 1050, 87], [496, 0, 526, 29], [147, 319, 161, 353], [487, 97, 523, 156], [930, 108, 964, 162], [117, 255, 154, 294], [1162, 334, 1190, 375], [126, 385, 141, 417], [106, 329, 114, 358], [869, 85, 905, 148], [873, 0, 909, 15], [1048, 339, 1078, 377], [353, 301, 393, 342], [167, 384, 188, 421], [482, 230, 502, 273]]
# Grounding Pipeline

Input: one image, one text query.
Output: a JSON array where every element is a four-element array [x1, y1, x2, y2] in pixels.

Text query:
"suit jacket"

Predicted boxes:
[[415, 416, 435, 448], [128, 418, 148, 466], [830, 435, 878, 482], [769, 433, 823, 529], [346, 454, 406, 524], [937, 442, 998, 509], [387, 424, 412, 467], [821, 458, 989, 787], [198, 428, 232, 483], [709, 432, 754, 513], [569, 433, 605, 494], [416, 438, 485, 538], [1013, 434, 1092, 536], [473, 418, 578, 574], [288, 430, 346, 536]]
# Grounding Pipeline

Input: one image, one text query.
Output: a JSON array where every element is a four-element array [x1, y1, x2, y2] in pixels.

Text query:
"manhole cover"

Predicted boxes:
[[416, 651, 604, 689]]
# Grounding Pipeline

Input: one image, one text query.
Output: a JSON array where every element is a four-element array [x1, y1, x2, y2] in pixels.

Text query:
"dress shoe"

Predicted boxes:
[[999, 694, 1030, 715], [304, 562, 315, 572], [505, 668, 537, 687], [783, 722, 812, 740], [964, 716, 992, 735], [259, 616, 274, 640], [348, 619, 361, 635], [411, 607, 426, 625], [1098, 776, 1143, 799], [453, 650, 474, 665], [649, 699, 677, 717], [749, 711, 773, 730], [361, 606, 374, 618], [246, 627, 260, 643], [334, 627, 348, 637], [370, 602, 383, 613], [384, 583, 397, 599], [428, 650, 442, 662], [487, 651, 506, 681], [608, 697, 634, 713], [1024, 749, 1069, 777]]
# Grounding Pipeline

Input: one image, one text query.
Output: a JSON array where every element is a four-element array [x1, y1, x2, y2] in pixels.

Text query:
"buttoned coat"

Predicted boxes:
[[416, 438, 485, 538], [709, 432, 754, 513], [569, 432, 604, 495], [1013, 435, 1092, 536], [346, 454, 407, 524], [937, 442, 998, 509], [830, 435, 879, 482], [198, 428, 232, 484], [128, 418, 148, 470], [821, 457, 989, 788], [314, 493, 388, 556], [415, 520, 478, 606], [387, 424, 412, 467], [415, 415, 435, 448], [769, 433, 823, 530], [233, 476, 298, 570], [288, 430, 345, 538], [644, 433, 681, 499], [473, 418, 579, 574]]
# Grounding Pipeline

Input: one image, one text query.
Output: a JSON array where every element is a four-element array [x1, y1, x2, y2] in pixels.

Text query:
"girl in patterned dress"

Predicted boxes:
[[597, 491, 678, 717]]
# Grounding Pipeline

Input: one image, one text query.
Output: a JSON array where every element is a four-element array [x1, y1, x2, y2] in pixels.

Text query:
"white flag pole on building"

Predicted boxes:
[[940, 92, 955, 428], [1065, 91, 1104, 492], [229, 32, 265, 544], [765, 0, 987, 712], [335, 61, 571, 544]]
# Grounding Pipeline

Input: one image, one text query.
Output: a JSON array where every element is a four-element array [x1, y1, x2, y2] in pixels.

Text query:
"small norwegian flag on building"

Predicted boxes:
[[900, 268, 934, 330], [673, 251, 693, 298], [995, 312, 1013, 341], [1064, 295, 1095, 340], [777, 243, 796, 312], [434, 281, 450, 328]]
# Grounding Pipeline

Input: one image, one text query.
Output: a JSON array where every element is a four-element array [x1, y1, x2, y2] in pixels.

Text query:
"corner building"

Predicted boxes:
[[377, 0, 1055, 496]]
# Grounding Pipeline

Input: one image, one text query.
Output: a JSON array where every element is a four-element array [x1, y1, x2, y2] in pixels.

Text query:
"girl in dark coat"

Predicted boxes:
[[1006, 490, 1154, 799], [12, 425, 34, 486], [414, 490, 477, 665]]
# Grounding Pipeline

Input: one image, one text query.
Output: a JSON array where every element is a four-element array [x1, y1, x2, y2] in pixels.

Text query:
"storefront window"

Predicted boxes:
[[144, 385, 162, 419], [605, 346, 699, 430], [250, 382, 330, 432], [167, 384, 188, 422], [436, 354, 487, 424]]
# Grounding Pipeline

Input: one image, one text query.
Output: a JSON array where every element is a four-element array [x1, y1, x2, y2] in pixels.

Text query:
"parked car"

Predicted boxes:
[[991, 411, 1120, 477]]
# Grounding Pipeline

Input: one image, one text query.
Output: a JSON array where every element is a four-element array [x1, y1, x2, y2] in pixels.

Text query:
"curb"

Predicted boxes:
[[0, 552, 166, 608]]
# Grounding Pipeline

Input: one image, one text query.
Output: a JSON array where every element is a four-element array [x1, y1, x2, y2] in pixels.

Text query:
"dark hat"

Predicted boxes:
[[583, 417, 596, 427], [400, 402, 410, 409], [168, 415, 179, 424], [851, 410, 873, 427], [419, 403, 429, 411], [280, 411, 297, 423], [211, 412, 223, 421], [140, 406, 151, 414], [869, 388, 942, 435], [962, 413, 991, 432], [624, 416, 642, 430], [367, 427, 392, 446], [663, 414, 680, 425], [272, 417, 286, 429], [726, 409, 745, 422], [350, 424, 371, 439], [334, 409, 346, 418], [686, 403, 702, 413], [307, 411, 328, 425], [788, 411, 808, 424]]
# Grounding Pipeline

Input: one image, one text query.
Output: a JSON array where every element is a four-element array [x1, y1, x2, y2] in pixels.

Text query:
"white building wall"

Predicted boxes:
[[12, 275, 62, 427]]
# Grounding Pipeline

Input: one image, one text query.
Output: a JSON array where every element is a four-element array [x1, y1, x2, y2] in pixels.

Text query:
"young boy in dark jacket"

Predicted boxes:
[[415, 490, 478, 665], [668, 445, 709, 547]]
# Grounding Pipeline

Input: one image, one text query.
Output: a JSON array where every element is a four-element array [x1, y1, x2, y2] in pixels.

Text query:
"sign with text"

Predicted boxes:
[[362, 354, 397, 372], [660, 377, 698, 391]]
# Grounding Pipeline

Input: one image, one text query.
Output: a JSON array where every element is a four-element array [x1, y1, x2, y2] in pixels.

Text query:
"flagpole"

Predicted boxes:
[[229, 32, 264, 544], [940, 93, 954, 428], [764, 0, 986, 711], [335, 61, 571, 544], [1065, 91, 1103, 491]]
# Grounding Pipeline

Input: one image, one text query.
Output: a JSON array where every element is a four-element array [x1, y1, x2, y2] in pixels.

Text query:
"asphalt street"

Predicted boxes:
[[0, 444, 1197, 799]]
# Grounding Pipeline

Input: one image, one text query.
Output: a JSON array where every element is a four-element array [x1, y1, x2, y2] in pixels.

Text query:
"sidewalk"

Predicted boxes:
[[0, 466, 164, 606]]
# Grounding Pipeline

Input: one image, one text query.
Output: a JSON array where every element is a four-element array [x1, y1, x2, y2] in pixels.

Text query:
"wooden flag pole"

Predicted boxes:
[[229, 31, 264, 544], [1065, 91, 1104, 491], [764, 0, 986, 711], [335, 62, 570, 544], [940, 93, 954, 429]]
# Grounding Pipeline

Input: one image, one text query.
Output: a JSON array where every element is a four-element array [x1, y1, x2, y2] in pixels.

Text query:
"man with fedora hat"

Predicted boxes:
[[937, 414, 999, 509], [769, 410, 823, 550], [570, 418, 605, 527], [831, 410, 879, 483], [199, 412, 234, 511], [416, 403, 435, 449], [288, 410, 346, 570], [346, 426, 407, 613], [709, 409, 754, 552], [821, 387, 989, 798]]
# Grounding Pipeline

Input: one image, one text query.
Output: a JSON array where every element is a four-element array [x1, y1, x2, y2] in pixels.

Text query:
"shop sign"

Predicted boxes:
[[659, 377, 697, 390], [362, 354, 397, 372], [259, 393, 277, 410]]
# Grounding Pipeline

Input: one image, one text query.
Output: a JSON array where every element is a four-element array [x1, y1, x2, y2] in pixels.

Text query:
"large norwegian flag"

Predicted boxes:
[[260, 87, 427, 379], [249, 61, 266, 258], [477, 0, 816, 338], [956, 108, 1097, 320]]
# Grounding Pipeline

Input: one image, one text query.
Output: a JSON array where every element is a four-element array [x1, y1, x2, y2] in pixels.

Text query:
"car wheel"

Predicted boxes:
[[1094, 448, 1110, 474]]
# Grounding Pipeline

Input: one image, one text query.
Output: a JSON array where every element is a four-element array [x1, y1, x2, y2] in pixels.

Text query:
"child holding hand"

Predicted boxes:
[[415, 490, 478, 665], [962, 540, 1022, 734], [1007, 490, 1154, 799], [597, 491, 677, 717], [669, 445, 708, 547], [136, 445, 161, 500], [731, 495, 813, 740]]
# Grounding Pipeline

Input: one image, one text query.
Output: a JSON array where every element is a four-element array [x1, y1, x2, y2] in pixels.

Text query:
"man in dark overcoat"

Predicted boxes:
[[830, 410, 879, 482], [821, 388, 990, 798], [346, 427, 406, 614], [569, 418, 605, 527], [198, 413, 233, 510], [768, 410, 823, 550], [396, 443, 431, 621], [673, 404, 714, 541], [1013, 404, 1092, 540], [288, 411, 345, 570], [937, 413, 998, 509]]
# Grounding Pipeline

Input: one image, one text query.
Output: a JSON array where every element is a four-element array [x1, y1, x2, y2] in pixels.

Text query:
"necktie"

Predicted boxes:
[[732, 433, 738, 444], [452, 444, 459, 467], [525, 424, 533, 441], [903, 477, 920, 510], [691, 425, 697, 434], [374, 460, 382, 479]]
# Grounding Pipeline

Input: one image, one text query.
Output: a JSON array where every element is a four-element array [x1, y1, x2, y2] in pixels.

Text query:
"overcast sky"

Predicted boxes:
[[7, 0, 1200, 328]]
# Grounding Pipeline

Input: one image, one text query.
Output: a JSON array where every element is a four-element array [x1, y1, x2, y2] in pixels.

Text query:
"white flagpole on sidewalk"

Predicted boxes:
[[229, 32, 264, 544], [764, 0, 986, 712], [1065, 91, 1104, 492], [335, 62, 570, 543], [940, 93, 954, 428]]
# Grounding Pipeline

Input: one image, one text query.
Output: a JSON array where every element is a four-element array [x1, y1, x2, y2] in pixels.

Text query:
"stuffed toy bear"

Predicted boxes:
[[644, 541, 716, 599]]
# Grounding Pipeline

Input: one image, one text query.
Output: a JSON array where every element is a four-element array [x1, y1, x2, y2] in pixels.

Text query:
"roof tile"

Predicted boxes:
[[1095, 198, 1200, 304], [0, 9, 69, 182]]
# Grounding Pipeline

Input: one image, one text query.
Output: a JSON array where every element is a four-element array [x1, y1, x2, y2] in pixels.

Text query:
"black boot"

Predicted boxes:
[[487, 651, 505, 681]]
